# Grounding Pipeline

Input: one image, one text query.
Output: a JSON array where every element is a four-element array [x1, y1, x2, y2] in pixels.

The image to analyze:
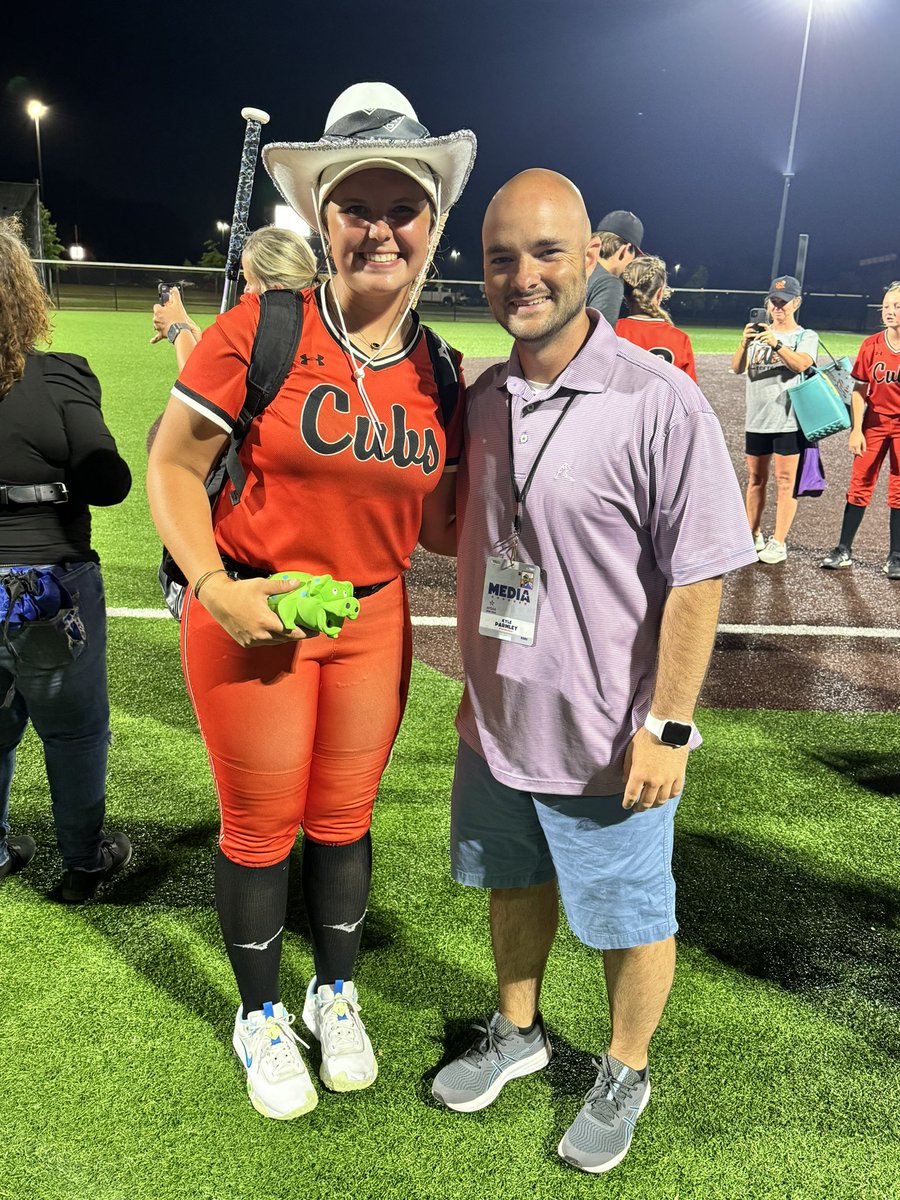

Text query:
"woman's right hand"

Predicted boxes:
[[199, 574, 315, 647], [151, 287, 194, 344], [849, 430, 866, 457]]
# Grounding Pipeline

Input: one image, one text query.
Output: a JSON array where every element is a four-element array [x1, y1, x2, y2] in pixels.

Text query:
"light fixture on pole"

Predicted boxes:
[[771, 0, 814, 282], [69, 224, 85, 261], [216, 220, 230, 244]]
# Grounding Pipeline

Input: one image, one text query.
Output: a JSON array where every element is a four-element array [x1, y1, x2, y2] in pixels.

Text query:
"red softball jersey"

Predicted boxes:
[[172, 286, 464, 587], [615, 316, 698, 381], [851, 330, 900, 416]]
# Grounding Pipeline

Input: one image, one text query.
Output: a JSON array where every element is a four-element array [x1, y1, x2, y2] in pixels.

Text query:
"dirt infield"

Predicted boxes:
[[407, 354, 900, 712]]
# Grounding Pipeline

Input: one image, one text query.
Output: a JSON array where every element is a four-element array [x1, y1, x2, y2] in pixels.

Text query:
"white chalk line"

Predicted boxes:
[[107, 609, 899, 639]]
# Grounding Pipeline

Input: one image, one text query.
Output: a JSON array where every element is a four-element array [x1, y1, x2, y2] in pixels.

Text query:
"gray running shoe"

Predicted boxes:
[[883, 552, 900, 580], [821, 545, 853, 570], [557, 1054, 651, 1174], [432, 1011, 551, 1112]]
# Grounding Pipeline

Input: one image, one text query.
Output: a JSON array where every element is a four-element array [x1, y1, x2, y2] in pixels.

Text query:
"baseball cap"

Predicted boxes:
[[596, 210, 645, 254], [766, 275, 802, 301], [318, 157, 439, 212]]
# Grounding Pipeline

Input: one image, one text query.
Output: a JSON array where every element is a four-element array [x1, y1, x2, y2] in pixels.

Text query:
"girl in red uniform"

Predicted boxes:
[[616, 255, 697, 381], [147, 83, 476, 1119], [821, 283, 900, 578]]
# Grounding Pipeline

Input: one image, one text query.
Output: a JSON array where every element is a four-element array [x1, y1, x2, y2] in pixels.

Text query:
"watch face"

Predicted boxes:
[[661, 721, 691, 747]]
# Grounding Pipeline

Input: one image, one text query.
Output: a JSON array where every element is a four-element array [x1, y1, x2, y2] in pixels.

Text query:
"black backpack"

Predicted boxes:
[[159, 290, 461, 618]]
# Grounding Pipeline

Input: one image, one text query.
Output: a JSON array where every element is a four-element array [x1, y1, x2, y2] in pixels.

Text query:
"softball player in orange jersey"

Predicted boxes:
[[147, 82, 476, 1119]]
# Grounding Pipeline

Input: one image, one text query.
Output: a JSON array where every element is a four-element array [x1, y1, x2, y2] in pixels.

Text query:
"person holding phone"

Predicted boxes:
[[730, 275, 818, 563]]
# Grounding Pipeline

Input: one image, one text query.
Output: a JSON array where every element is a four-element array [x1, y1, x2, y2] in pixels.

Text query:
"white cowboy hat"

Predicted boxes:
[[261, 82, 477, 229]]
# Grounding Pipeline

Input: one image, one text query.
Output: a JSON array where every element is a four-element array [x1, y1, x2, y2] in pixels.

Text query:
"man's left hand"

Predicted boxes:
[[622, 727, 688, 811]]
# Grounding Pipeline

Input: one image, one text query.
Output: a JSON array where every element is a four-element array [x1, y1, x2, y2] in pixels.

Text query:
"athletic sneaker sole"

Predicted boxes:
[[434, 1043, 552, 1113], [557, 1083, 651, 1174], [247, 1086, 318, 1120], [821, 560, 853, 570], [321, 1062, 378, 1092]]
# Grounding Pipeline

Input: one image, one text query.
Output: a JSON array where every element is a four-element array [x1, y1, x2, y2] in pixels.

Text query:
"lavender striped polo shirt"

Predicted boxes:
[[455, 315, 758, 796]]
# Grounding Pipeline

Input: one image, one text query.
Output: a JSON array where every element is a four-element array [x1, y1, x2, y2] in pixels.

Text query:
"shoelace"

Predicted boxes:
[[248, 1011, 310, 1081], [319, 993, 365, 1053], [462, 1017, 503, 1064], [582, 1057, 640, 1127]]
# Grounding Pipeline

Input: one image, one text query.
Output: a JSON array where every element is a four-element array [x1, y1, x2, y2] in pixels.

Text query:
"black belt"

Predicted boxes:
[[220, 556, 395, 599], [0, 483, 68, 506]]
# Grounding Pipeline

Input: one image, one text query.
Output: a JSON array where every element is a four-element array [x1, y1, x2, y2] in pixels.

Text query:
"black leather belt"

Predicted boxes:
[[220, 556, 395, 599], [0, 482, 68, 506]]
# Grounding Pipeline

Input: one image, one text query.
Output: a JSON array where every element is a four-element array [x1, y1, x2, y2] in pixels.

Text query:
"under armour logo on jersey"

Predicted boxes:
[[299, 353, 325, 367]]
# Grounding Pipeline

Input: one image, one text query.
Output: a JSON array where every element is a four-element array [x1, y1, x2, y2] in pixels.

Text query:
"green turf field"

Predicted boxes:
[[1, 313, 897, 1200]]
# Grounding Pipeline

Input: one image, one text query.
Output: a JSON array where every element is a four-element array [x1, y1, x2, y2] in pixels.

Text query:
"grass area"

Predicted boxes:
[[1, 646, 898, 1200], [5, 310, 894, 1198]]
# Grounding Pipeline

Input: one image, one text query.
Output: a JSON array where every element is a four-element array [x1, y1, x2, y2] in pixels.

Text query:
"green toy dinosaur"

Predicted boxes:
[[267, 572, 360, 639]]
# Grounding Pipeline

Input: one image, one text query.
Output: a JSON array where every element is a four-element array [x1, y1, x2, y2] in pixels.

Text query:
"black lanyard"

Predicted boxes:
[[506, 390, 577, 537]]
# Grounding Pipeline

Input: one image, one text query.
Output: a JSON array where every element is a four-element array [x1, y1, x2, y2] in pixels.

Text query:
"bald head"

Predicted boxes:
[[481, 169, 599, 349], [484, 169, 592, 248]]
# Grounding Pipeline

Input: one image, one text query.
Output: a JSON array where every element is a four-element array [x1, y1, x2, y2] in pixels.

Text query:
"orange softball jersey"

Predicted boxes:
[[172, 286, 464, 587]]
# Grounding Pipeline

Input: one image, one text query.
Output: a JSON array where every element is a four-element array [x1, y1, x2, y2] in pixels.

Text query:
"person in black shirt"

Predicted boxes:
[[0, 215, 133, 901]]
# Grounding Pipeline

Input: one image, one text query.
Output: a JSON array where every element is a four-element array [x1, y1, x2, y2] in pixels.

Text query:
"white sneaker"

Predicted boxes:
[[303, 977, 378, 1092], [753, 530, 766, 553], [757, 537, 787, 564], [232, 1001, 318, 1119]]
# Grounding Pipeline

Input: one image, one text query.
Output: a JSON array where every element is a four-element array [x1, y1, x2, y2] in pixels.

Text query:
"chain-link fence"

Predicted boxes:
[[33, 260, 883, 332]]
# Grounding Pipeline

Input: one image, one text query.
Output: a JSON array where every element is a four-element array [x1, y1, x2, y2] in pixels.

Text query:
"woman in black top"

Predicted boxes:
[[0, 216, 132, 902]]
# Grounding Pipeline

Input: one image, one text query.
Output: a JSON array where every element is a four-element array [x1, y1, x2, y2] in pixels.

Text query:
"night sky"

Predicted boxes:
[[3, 0, 896, 291]]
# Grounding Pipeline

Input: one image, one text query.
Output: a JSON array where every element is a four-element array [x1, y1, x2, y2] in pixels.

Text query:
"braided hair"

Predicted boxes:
[[622, 255, 673, 325]]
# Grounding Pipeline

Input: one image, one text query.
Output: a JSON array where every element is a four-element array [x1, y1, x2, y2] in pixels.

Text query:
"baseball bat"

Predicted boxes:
[[220, 106, 271, 314]]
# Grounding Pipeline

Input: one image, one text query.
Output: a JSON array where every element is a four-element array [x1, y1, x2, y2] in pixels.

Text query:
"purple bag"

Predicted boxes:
[[794, 443, 826, 498]]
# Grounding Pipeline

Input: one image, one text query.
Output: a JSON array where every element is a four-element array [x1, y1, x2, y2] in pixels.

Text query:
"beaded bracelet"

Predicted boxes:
[[193, 567, 228, 600]]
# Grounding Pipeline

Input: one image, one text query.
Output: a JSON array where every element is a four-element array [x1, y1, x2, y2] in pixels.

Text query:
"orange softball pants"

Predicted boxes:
[[847, 409, 900, 508], [181, 576, 412, 866]]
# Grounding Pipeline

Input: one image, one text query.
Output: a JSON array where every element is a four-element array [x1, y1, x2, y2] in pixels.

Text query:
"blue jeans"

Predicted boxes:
[[0, 561, 111, 872]]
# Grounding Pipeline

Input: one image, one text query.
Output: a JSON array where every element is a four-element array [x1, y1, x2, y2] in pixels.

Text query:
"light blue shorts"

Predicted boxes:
[[450, 739, 679, 950]]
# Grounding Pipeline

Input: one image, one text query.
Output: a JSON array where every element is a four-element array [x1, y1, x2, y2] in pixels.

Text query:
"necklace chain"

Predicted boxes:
[[326, 284, 409, 354]]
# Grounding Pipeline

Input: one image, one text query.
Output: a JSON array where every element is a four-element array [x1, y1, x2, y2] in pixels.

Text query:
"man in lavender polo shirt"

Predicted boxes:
[[431, 170, 758, 1173]]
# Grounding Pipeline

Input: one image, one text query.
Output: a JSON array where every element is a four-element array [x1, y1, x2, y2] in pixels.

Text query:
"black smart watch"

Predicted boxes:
[[644, 714, 693, 747]]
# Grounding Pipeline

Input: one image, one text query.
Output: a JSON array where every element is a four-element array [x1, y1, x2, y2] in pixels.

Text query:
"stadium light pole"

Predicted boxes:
[[770, 0, 814, 282], [26, 99, 47, 200]]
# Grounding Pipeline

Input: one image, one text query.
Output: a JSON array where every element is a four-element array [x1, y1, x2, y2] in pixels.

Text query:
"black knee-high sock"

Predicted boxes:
[[890, 508, 900, 555], [301, 832, 371, 987], [215, 849, 290, 1015], [838, 502, 867, 549]]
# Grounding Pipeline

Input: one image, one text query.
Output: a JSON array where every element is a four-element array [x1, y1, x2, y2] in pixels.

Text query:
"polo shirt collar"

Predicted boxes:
[[493, 314, 619, 402]]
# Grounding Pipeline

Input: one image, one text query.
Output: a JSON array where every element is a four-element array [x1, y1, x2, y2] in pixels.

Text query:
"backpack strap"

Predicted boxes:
[[422, 325, 462, 428], [225, 289, 304, 502]]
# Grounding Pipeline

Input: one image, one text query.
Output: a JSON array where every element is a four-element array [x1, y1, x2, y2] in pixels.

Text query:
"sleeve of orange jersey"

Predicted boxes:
[[170, 292, 260, 432], [681, 332, 698, 382]]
